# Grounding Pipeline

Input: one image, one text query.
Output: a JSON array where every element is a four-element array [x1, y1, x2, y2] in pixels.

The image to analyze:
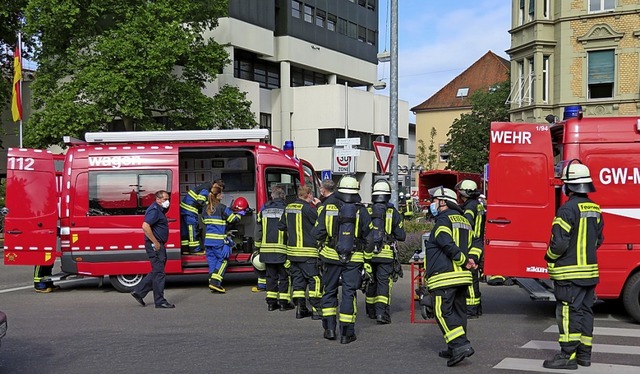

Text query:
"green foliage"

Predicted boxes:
[[416, 127, 438, 171], [444, 79, 510, 173], [22, 0, 257, 148], [396, 220, 433, 263]]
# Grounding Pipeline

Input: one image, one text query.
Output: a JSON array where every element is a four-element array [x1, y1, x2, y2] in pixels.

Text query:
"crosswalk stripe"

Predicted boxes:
[[522, 340, 640, 355], [545, 325, 640, 338], [494, 358, 640, 373]]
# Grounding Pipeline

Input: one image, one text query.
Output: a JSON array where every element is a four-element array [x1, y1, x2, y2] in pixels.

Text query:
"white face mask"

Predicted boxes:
[[161, 200, 170, 209]]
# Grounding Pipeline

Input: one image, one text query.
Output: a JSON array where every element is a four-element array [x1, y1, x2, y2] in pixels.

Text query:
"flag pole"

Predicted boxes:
[[18, 32, 23, 148]]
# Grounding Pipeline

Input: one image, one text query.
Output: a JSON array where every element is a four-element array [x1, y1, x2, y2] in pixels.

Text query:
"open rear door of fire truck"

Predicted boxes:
[[3, 149, 59, 266], [484, 122, 557, 280]]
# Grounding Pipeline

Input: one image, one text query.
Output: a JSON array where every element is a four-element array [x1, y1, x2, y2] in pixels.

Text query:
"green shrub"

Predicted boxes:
[[396, 220, 433, 263]]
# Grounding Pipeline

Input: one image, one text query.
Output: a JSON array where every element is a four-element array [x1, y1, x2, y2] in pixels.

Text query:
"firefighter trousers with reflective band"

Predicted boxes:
[[466, 267, 482, 315], [265, 263, 291, 305], [321, 261, 361, 337], [291, 259, 322, 312], [205, 245, 228, 287], [553, 282, 595, 356], [34, 264, 54, 290], [255, 269, 266, 290], [365, 262, 393, 320], [180, 213, 201, 252], [433, 286, 472, 352]]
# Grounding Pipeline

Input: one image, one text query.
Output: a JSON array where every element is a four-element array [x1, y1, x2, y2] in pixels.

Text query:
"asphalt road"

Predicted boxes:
[[0, 260, 639, 374]]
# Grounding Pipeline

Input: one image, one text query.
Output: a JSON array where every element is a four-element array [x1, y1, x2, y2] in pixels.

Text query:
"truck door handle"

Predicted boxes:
[[6, 230, 22, 234], [168, 218, 177, 222], [488, 219, 511, 224]]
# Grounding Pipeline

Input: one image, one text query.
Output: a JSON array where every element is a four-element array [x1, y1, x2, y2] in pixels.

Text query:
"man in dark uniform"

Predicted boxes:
[[279, 185, 321, 319], [365, 180, 406, 324], [455, 179, 486, 318], [543, 161, 604, 370], [256, 185, 292, 311], [131, 190, 175, 309], [312, 176, 372, 344], [424, 187, 478, 367]]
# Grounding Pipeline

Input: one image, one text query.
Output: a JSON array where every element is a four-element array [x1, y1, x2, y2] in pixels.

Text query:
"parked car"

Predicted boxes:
[[0, 311, 6, 348]]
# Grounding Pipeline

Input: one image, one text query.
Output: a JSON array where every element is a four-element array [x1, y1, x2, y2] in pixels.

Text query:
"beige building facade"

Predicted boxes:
[[508, 0, 640, 122]]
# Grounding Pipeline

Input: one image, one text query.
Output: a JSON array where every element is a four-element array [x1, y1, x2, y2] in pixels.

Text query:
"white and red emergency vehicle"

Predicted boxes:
[[484, 113, 640, 322], [3, 129, 320, 292]]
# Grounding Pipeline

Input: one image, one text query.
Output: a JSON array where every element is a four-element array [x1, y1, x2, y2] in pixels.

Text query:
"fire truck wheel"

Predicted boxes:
[[109, 274, 144, 293], [622, 272, 640, 323]]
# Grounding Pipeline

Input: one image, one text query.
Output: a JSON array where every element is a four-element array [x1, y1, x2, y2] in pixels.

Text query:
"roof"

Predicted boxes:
[[410, 51, 510, 112]]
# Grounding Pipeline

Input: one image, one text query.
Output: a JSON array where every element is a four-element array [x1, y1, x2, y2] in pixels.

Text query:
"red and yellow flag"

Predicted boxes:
[[11, 45, 23, 122]]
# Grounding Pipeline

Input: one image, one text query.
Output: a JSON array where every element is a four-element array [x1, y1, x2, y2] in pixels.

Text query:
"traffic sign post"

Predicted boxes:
[[373, 141, 395, 174]]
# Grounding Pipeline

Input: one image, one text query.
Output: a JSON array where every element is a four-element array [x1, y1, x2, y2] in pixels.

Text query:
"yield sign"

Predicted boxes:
[[373, 141, 395, 174]]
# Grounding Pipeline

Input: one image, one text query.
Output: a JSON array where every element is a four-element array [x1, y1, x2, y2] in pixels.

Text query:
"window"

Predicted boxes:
[[327, 14, 337, 31], [337, 18, 347, 35], [366, 29, 376, 45], [543, 0, 550, 19], [589, 0, 615, 12], [265, 168, 302, 204], [542, 56, 549, 103], [517, 60, 524, 107], [260, 113, 272, 139], [291, 0, 301, 18], [89, 171, 171, 216], [588, 49, 614, 99], [357, 26, 366, 42], [304, 5, 313, 23], [527, 57, 534, 103], [315, 9, 325, 27], [234, 50, 280, 89], [456, 87, 469, 98], [439, 145, 449, 163], [518, 0, 525, 25], [318, 129, 340, 147], [347, 22, 357, 39]]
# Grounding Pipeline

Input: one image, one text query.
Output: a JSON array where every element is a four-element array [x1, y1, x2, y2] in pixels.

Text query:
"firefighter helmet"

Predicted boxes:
[[250, 251, 265, 271], [429, 186, 458, 204], [231, 196, 249, 212], [561, 160, 596, 193], [337, 176, 360, 194], [455, 179, 480, 198], [372, 180, 391, 203]]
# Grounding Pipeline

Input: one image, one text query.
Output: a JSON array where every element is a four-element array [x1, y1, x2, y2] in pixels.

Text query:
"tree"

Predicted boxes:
[[444, 79, 510, 173], [23, 0, 258, 148], [415, 127, 439, 171]]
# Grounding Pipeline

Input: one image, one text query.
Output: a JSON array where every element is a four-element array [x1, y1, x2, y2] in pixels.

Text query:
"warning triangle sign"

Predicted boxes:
[[373, 141, 395, 174]]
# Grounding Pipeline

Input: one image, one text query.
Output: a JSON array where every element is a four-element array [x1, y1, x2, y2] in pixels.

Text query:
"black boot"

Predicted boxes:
[[376, 314, 391, 324], [340, 325, 357, 344], [447, 346, 474, 367], [543, 352, 577, 370], [295, 299, 311, 319], [267, 300, 278, 311], [576, 345, 592, 367], [366, 304, 376, 319], [322, 318, 336, 340], [279, 301, 295, 311]]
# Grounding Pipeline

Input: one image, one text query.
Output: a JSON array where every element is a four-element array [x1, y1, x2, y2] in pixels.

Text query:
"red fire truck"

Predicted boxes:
[[3, 129, 320, 292], [484, 114, 640, 322], [417, 170, 482, 210]]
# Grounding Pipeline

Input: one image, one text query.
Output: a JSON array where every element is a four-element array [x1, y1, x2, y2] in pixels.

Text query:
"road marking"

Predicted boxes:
[[494, 358, 640, 373], [522, 340, 640, 355], [545, 325, 640, 338], [0, 279, 91, 294]]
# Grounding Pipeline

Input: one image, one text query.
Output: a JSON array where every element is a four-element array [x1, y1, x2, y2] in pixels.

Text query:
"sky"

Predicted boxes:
[[376, 0, 512, 117]]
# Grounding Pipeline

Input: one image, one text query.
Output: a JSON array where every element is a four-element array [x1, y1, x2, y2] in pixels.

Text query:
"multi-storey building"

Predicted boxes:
[[507, 0, 640, 122], [204, 0, 410, 201]]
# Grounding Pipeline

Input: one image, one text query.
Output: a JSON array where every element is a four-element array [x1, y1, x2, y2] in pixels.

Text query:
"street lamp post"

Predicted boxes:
[[389, 0, 399, 207]]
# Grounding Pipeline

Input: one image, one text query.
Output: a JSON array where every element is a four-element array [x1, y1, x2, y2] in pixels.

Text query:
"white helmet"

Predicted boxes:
[[372, 180, 391, 203], [429, 186, 458, 204], [337, 176, 360, 194], [250, 251, 265, 271], [455, 179, 480, 198], [561, 160, 596, 193]]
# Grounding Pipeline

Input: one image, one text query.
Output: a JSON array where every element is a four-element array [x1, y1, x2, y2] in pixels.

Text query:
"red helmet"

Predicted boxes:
[[231, 196, 249, 212]]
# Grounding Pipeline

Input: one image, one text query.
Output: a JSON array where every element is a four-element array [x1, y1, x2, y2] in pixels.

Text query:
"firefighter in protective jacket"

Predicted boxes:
[[278, 185, 321, 319], [542, 161, 604, 370], [424, 186, 479, 367], [180, 179, 224, 254], [312, 176, 372, 344], [256, 185, 292, 311], [365, 180, 406, 324], [455, 179, 485, 318]]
